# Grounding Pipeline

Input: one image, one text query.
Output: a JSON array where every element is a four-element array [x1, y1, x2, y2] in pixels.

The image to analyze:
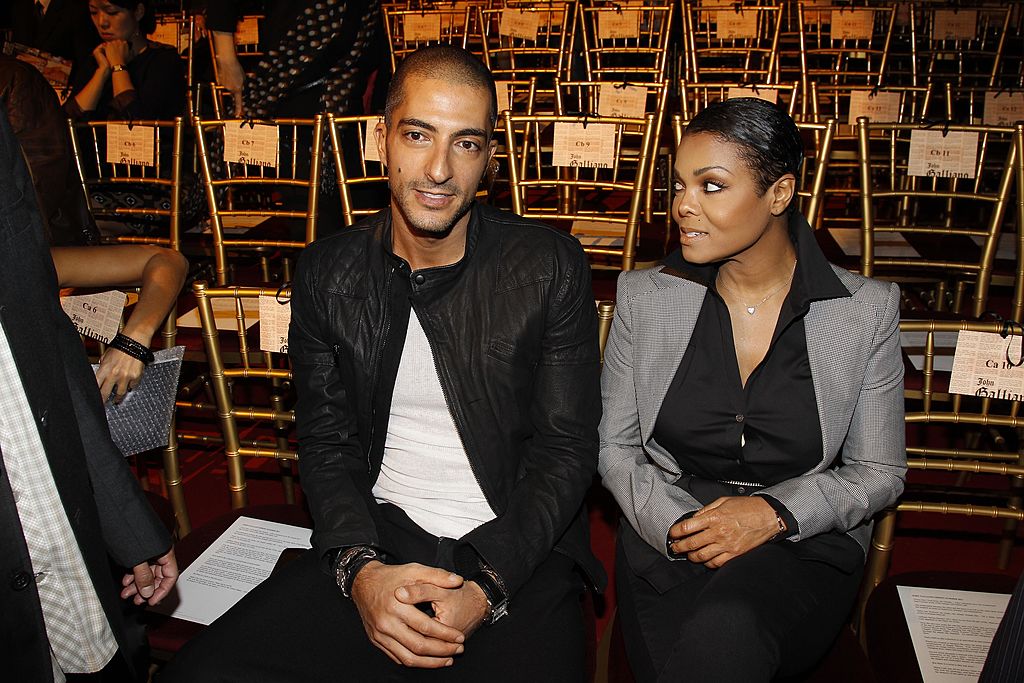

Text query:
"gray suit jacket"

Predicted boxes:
[[599, 261, 907, 560]]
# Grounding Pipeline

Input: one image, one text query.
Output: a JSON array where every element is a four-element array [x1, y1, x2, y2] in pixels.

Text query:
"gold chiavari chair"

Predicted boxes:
[[192, 115, 324, 286], [149, 13, 198, 114], [597, 300, 614, 364], [478, 3, 574, 106], [489, 77, 539, 204], [68, 117, 187, 251], [856, 120, 1023, 319], [504, 111, 658, 271], [325, 113, 390, 226], [382, 5, 484, 74], [555, 79, 669, 224], [797, 3, 897, 90], [917, 4, 1014, 90], [854, 320, 1024, 656], [678, 79, 800, 121], [671, 114, 836, 230], [809, 82, 933, 232], [573, 3, 674, 83], [681, 1, 784, 84], [191, 281, 302, 508]]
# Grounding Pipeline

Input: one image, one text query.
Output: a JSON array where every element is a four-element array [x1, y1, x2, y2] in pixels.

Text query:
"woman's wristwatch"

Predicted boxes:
[[111, 64, 127, 72]]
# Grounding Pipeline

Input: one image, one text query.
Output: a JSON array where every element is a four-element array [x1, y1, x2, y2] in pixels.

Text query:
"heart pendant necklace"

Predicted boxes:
[[717, 259, 797, 316]]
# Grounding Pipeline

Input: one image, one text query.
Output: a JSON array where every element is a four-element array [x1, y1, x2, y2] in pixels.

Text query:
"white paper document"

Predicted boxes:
[[155, 517, 311, 625], [898, 585, 1010, 683]]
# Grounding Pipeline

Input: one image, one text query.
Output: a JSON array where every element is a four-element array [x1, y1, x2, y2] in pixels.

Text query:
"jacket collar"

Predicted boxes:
[[379, 202, 482, 291]]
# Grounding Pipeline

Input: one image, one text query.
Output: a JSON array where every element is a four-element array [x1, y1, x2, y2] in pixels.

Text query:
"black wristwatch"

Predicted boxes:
[[333, 546, 385, 598], [470, 566, 509, 625]]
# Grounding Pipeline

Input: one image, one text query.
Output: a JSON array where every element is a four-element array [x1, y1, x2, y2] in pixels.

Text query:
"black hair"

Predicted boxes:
[[384, 45, 498, 133], [104, 0, 155, 37], [683, 98, 805, 200]]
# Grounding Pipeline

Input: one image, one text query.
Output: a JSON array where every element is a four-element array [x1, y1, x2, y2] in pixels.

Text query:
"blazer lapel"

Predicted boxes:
[[804, 295, 875, 465], [632, 269, 707, 444]]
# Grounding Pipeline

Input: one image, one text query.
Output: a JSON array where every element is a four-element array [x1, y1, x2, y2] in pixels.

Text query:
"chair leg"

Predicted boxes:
[[161, 419, 192, 537], [855, 508, 897, 645]]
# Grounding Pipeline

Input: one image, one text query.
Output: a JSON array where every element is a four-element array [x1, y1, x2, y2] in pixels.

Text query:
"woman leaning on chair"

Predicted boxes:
[[599, 97, 907, 682]]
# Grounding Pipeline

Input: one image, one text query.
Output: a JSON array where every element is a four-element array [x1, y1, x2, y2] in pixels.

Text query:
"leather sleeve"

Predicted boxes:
[[459, 241, 602, 596], [289, 247, 385, 573]]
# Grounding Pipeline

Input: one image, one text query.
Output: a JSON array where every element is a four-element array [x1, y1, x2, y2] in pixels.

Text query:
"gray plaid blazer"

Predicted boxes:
[[598, 263, 907, 559]]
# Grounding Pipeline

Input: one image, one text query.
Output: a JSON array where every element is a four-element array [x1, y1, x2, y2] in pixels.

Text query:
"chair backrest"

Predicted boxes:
[[682, 2, 783, 84], [192, 281, 297, 509], [856, 119, 1022, 318], [478, 4, 573, 85], [574, 3, 674, 83], [503, 111, 658, 271], [797, 4, 897, 89], [67, 117, 187, 251], [671, 113, 836, 229], [192, 115, 325, 285], [150, 13, 197, 113], [326, 113, 390, 227], [382, 5, 485, 74], [678, 80, 800, 121], [917, 5, 1014, 90]]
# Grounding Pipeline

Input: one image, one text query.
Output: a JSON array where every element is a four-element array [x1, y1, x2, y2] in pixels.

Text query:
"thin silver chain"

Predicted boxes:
[[716, 259, 798, 316]]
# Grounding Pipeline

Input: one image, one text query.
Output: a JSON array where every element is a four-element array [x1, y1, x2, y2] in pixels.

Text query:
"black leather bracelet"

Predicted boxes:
[[108, 332, 155, 364], [334, 546, 386, 598], [469, 566, 509, 624]]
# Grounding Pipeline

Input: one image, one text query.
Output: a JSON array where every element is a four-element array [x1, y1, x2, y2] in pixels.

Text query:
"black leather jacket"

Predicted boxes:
[[290, 203, 606, 596]]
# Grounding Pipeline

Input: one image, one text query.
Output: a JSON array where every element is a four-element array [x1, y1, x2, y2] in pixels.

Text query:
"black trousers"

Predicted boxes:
[[615, 524, 864, 683], [161, 505, 586, 683]]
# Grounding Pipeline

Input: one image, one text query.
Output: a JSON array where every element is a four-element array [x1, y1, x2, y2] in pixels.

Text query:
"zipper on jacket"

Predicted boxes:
[[366, 265, 395, 475], [415, 302, 497, 513]]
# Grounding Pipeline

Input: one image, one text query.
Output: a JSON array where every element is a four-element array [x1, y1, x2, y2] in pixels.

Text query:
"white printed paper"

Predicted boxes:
[[714, 10, 758, 40], [830, 9, 875, 40], [153, 517, 311, 625], [898, 585, 1010, 682], [223, 122, 279, 168], [598, 83, 647, 119], [177, 297, 260, 331], [363, 117, 383, 163], [495, 81, 512, 114], [847, 90, 902, 123], [234, 16, 260, 45], [983, 91, 1024, 127], [150, 20, 190, 53], [403, 13, 442, 42], [61, 290, 126, 344], [907, 130, 979, 180], [727, 85, 779, 104], [499, 9, 540, 40], [551, 123, 615, 169], [598, 10, 640, 39], [106, 124, 155, 167], [258, 296, 291, 354], [949, 329, 1024, 401], [933, 10, 977, 41]]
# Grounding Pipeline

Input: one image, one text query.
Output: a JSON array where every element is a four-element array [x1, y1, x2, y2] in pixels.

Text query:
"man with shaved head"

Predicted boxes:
[[163, 45, 603, 682]]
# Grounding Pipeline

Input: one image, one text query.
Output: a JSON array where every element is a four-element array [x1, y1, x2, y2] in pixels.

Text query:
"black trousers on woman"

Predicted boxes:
[[160, 504, 586, 683], [615, 523, 864, 683]]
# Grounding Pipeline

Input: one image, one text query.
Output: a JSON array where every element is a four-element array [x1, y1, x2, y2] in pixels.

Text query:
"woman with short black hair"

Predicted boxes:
[[599, 97, 907, 681]]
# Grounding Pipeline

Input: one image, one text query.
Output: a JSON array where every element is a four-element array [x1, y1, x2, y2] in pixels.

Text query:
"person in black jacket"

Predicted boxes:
[[0, 107, 177, 682], [162, 45, 603, 682]]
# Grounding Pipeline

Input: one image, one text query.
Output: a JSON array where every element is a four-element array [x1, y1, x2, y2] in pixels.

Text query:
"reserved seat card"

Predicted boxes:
[[830, 9, 875, 40], [847, 90, 902, 123], [598, 83, 647, 119], [714, 10, 758, 40], [60, 290, 126, 344], [552, 123, 616, 169], [258, 295, 291, 354], [106, 124, 155, 167], [234, 16, 260, 45], [907, 130, 979, 180], [801, 0, 832, 24], [983, 91, 1024, 127], [949, 330, 1024, 400], [495, 81, 512, 114], [403, 13, 442, 42], [150, 19, 190, 53], [499, 9, 540, 40], [727, 85, 778, 103], [223, 122, 279, 168], [933, 9, 977, 41], [598, 9, 640, 39]]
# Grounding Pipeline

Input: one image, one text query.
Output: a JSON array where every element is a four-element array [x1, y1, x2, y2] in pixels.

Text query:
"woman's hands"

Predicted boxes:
[[102, 40, 134, 70], [668, 496, 783, 568], [91, 43, 112, 73], [96, 345, 145, 404]]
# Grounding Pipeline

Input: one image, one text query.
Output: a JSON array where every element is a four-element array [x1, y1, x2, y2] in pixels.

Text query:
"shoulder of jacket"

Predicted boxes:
[[832, 265, 896, 303]]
